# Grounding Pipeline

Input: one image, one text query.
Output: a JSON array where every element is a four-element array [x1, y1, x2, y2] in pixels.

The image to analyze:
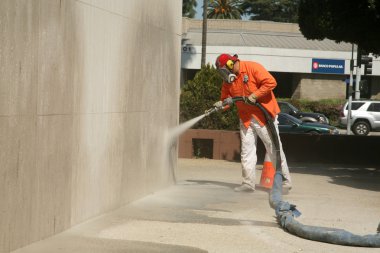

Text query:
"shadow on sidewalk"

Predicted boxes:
[[186, 179, 239, 189], [289, 164, 380, 192]]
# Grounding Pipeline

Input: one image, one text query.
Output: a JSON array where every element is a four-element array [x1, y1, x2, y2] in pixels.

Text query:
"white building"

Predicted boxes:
[[181, 18, 380, 100]]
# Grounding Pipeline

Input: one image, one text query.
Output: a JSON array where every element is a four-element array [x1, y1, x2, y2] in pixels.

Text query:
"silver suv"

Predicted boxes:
[[340, 100, 380, 135]]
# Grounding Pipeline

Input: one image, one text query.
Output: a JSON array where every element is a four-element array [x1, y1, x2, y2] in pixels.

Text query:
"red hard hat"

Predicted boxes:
[[215, 54, 238, 68]]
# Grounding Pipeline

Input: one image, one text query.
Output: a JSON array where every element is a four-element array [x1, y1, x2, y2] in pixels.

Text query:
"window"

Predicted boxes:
[[192, 139, 213, 159], [278, 115, 292, 125], [279, 103, 291, 114], [367, 103, 380, 112], [346, 102, 365, 110]]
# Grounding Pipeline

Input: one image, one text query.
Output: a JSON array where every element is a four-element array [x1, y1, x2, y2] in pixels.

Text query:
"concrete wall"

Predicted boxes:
[[293, 74, 346, 100], [179, 129, 241, 161], [179, 130, 380, 166], [0, 0, 181, 252], [182, 17, 301, 34]]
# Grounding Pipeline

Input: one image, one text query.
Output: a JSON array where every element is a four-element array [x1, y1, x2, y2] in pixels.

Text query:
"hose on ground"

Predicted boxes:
[[225, 96, 380, 247]]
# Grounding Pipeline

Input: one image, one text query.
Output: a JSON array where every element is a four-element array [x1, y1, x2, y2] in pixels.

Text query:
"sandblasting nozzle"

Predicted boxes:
[[205, 107, 222, 116]]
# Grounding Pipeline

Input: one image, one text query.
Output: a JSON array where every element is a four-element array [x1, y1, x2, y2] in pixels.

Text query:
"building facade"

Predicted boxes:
[[181, 18, 380, 100]]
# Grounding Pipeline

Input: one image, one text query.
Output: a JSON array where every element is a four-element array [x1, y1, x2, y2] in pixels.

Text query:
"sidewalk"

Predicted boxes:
[[12, 159, 380, 253]]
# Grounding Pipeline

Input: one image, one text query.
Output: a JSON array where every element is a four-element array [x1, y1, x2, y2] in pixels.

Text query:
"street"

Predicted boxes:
[[338, 128, 380, 136]]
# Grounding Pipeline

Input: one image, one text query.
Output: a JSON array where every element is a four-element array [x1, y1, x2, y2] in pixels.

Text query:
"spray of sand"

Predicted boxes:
[[167, 114, 206, 145], [160, 114, 207, 183]]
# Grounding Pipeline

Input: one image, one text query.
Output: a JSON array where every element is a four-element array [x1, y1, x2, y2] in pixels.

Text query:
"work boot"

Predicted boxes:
[[234, 184, 255, 192], [282, 180, 292, 190]]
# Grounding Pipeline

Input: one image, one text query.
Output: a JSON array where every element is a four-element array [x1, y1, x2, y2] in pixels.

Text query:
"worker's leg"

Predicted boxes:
[[251, 116, 292, 186], [239, 121, 257, 190]]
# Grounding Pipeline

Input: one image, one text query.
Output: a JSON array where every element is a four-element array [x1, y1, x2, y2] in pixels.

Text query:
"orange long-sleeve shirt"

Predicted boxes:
[[220, 61, 280, 127]]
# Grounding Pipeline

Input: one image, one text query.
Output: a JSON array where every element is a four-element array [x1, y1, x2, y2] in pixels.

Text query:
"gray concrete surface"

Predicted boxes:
[[12, 159, 380, 253]]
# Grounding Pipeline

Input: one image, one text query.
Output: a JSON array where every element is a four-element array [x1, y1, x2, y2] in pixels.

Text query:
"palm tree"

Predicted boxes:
[[207, 0, 244, 19]]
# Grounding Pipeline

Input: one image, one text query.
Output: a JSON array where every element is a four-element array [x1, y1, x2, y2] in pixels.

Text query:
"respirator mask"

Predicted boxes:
[[216, 58, 237, 84], [217, 66, 237, 83]]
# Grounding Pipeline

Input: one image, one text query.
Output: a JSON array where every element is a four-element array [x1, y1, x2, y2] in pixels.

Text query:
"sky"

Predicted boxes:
[[194, 0, 203, 19]]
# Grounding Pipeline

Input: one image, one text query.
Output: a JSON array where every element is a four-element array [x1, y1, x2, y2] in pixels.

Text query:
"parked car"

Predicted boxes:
[[278, 113, 339, 135], [339, 100, 380, 136], [278, 101, 330, 124]]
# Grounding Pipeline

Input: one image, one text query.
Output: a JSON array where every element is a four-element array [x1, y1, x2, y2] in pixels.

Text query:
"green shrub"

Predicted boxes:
[[180, 65, 240, 130]]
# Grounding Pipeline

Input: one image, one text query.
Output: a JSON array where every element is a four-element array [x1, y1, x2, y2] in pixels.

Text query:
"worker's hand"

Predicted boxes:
[[223, 97, 233, 106], [248, 93, 257, 103], [213, 100, 223, 109]]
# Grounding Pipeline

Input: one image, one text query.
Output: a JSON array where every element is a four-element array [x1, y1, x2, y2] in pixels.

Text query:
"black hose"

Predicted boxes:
[[225, 96, 380, 247]]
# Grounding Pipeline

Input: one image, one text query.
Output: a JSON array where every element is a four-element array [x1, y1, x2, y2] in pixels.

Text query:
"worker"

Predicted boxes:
[[214, 53, 292, 192]]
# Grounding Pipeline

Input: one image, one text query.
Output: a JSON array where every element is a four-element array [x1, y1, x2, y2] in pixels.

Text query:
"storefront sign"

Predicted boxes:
[[312, 58, 345, 74]]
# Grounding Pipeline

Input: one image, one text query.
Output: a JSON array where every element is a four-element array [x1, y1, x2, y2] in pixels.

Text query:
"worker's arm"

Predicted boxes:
[[250, 63, 277, 100], [220, 83, 231, 110]]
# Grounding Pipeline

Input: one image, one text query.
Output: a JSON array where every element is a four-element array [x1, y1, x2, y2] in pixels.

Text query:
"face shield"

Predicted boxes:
[[217, 66, 237, 84]]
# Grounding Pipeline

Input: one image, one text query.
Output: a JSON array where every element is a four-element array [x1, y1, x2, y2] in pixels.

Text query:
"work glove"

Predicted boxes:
[[248, 93, 257, 103], [223, 97, 233, 106], [213, 100, 223, 109]]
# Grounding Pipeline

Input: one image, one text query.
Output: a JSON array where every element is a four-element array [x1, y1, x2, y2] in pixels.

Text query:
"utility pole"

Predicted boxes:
[[201, 0, 207, 67], [346, 44, 355, 135]]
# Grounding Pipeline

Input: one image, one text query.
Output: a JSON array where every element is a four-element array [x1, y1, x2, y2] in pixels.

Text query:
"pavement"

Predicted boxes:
[[12, 159, 380, 253]]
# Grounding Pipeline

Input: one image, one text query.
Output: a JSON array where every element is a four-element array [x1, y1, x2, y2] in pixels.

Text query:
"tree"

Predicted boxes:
[[298, 0, 380, 54], [182, 0, 197, 18], [207, 0, 244, 19], [240, 0, 300, 23], [180, 65, 239, 130]]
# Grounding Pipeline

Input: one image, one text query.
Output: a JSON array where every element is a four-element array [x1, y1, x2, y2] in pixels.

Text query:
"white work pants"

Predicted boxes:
[[239, 116, 291, 188]]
